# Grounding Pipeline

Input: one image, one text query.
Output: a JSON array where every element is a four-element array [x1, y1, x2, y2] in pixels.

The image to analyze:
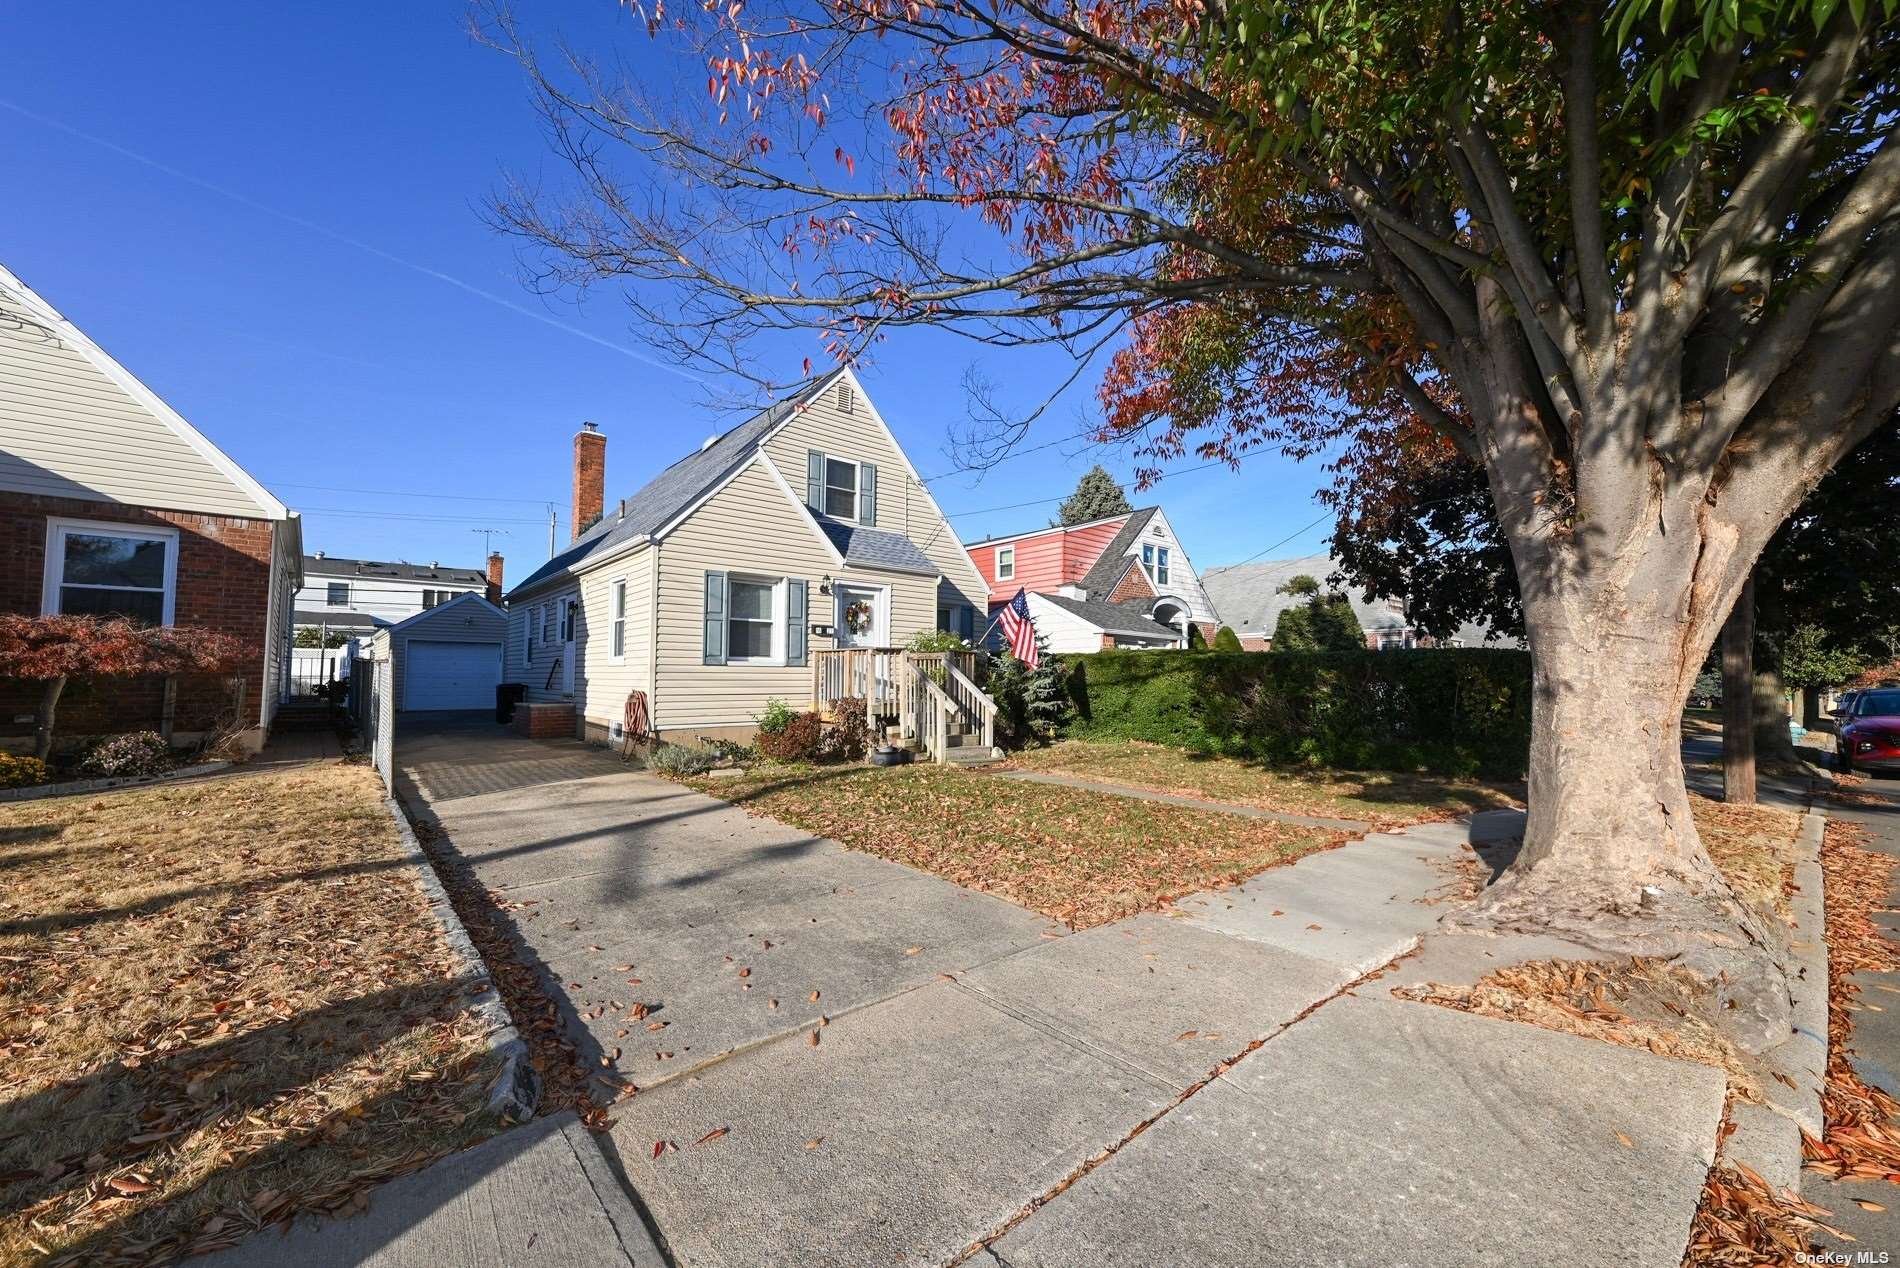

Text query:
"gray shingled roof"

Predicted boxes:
[[1075, 508, 1157, 597], [303, 555, 485, 585], [1037, 592, 1181, 640], [1200, 554, 1406, 638], [507, 370, 846, 600], [815, 515, 937, 575]]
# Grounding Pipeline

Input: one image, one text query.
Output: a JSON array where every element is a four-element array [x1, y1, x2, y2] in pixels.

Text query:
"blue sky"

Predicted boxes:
[[2, 3, 1337, 579]]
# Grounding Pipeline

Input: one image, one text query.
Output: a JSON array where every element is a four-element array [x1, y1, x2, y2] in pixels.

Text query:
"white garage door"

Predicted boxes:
[[404, 640, 502, 712]]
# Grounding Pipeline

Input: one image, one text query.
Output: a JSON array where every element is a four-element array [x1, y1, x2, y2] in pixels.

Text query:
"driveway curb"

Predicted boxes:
[[381, 793, 541, 1122], [0, 759, 233, 802], [1723, 808, 1827, 1195]]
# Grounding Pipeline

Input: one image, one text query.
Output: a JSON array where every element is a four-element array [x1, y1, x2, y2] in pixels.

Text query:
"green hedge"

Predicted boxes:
[[1062, 648, 1533, 777]]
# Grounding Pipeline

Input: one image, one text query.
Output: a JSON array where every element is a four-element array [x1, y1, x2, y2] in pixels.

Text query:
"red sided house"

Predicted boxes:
[[965, 507, 1219, 652], [0, 264, 301, 754]]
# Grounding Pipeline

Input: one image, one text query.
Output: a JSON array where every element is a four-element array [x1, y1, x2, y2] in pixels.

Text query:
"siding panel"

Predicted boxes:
[[650, 461, 936, 730]]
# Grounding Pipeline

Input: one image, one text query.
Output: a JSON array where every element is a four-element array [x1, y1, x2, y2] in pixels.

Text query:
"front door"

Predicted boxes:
[[561, 597, 578, 694], [834, 584, 886, 649]]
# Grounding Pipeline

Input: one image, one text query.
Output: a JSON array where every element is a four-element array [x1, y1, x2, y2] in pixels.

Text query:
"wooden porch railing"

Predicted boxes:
[[813, 647, 993, 763]]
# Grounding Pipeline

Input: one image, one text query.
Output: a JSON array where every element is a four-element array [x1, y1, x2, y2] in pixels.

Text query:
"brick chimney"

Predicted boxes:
[[573, 422, 605, 542], [486, 553, 505, 605]]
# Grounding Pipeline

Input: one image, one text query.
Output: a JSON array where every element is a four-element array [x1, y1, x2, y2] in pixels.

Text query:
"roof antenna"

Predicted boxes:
[[471, 527, 510, 556]]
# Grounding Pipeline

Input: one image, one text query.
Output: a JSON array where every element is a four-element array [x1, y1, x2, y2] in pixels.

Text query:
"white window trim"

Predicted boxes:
[[609, 578, 628, 664], [996, 544, 1015, 581], [821, 456, 860, 521], [726, 574, 787, 666], [42, 517, 180, 626], [1156, 546, 1171, 587]]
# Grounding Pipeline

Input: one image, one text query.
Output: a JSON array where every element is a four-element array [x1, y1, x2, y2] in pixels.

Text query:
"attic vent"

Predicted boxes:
[[700, 435, 719, 451], [836, 383, 854, 414]]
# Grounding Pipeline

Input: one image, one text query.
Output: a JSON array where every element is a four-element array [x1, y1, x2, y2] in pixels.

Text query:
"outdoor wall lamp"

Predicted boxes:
[[819, 575, 833, 595]]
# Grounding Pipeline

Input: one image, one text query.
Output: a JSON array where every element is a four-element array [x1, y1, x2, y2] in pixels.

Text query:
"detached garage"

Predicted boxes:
[[365, 592, 508, 714]]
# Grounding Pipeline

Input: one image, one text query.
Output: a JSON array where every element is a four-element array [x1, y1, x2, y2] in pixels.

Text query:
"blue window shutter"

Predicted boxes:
[[958, 604, 975, 641], [858, 462, 877, 526], [807, 450, 824, 511], [787, 578, 808, 667], [703, 571, 727, 664]]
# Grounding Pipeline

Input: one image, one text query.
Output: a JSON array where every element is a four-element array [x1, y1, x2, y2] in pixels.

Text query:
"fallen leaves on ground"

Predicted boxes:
[[1395, 958, 1765, 1101], [405, 817, 617, 1132], [1691, 794, 1802, 918], [1803, 819, 1900, 1183], [997, 740, 1522, 829], [0, 763, 499, 1266], [1682, 1161, 1838, 1265], [682, 763, 1343, 929]]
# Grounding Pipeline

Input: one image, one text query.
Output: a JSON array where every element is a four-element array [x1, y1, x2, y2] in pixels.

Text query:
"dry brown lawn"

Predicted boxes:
[[0, 761, 501, 1266], [1002, 740, 1522, 829], [683, 762, 1344, 928]]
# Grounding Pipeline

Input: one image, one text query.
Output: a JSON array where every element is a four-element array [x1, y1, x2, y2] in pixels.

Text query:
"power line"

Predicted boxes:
[[296, 506, 549, 524], [268, 480, 554, 505]]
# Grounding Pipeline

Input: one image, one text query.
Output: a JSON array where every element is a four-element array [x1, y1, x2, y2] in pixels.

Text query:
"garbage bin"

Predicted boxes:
[[496, 682, 528, 724]]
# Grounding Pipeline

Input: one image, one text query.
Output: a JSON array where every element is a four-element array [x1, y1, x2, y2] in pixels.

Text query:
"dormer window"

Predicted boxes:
[[806, 450, 877, 526], [824, 458, 858, 519]]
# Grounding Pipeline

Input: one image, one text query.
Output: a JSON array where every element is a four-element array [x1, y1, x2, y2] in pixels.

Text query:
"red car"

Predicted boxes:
[[1839, 687, 1900, 776]]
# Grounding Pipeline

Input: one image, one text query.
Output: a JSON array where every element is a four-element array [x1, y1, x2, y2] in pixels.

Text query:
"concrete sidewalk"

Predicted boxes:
[[197, 1113, 663, 1268], [389, 722, 1729, 1267]]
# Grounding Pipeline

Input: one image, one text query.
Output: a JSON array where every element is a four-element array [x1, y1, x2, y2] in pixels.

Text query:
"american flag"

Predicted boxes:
[[999, 589, 1039, 668]]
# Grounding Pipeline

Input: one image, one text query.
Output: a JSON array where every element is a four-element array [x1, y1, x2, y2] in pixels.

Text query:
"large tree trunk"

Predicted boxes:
[[33, 676, 66, 763], [1721, 582, 1757, 805], [1461, 539, 1792, 1051], [1752, 670, 1796, 766]]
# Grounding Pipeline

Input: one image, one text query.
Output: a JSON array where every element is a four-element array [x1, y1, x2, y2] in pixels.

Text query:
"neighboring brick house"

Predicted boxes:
[[965, 507, 1218, 652], [1199, 554, 1512, 651], [0, 264, 301, 753]]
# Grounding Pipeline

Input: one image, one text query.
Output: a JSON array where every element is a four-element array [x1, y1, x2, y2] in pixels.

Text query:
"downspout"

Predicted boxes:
[[646, 537, 661, 738]]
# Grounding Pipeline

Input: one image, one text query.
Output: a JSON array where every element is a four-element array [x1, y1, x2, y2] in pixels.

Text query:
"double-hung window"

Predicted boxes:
[[823, 459, 858, 519], [541, 604, 553, 645], [327, 581, 350, 607], [727, 578, 778, 662], [44, 519, 178, 625], [525, 606, 537, 663], [610, 580, 627, 661], [996, 545, 1015, 581], [1141, 544, 1171, 586], [422, 589, 438, 610]]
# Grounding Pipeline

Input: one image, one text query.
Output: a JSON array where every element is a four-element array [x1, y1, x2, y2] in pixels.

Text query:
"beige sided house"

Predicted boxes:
[[503, 370, 998, 758]]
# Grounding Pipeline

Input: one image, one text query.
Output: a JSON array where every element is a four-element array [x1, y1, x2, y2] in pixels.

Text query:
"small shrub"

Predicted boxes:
[[697, 737, 758, 767], [904, 629, 969, 654], [755, 697, 799, 735], [757, 711, 823, 761], [817, 698, 873, 761], [650, 743, 717, 776], [76, 730, 175, 779], [1213, 626, 1245, 652], [0, 753, 49, 788]]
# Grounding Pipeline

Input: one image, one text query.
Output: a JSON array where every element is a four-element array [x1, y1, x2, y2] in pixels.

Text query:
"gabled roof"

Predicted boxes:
[[1036, 591, 1181, 640], [304, 555, 486, 585], [0, 263, 288, 521], [813, 514, 937, 575], [507, 369, 848, 600], [383, 590, 508, 634], [1076, 507, 1159, 597]]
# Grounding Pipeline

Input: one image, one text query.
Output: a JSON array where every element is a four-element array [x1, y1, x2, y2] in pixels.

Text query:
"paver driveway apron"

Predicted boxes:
[[401, 723, 1724, 1268]]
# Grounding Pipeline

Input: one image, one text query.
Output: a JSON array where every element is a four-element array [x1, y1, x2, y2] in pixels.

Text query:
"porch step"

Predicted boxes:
[[942, 745, 1003, 766]]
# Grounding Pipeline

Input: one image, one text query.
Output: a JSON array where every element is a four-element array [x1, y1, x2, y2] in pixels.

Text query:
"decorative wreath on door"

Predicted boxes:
[[843, 599, 875, 636]]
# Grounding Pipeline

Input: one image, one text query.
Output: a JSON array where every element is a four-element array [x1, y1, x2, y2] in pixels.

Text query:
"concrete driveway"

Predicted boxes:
[[399, 722, 1726, 1268]]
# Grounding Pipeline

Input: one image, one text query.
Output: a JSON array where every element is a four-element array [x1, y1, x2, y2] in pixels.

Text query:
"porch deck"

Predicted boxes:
[[811, 648, 997, 763]]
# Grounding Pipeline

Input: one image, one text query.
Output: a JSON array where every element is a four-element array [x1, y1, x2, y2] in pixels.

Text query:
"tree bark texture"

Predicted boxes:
[[33, 676, 66, 763], [1722, 578, 1757, 806]]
